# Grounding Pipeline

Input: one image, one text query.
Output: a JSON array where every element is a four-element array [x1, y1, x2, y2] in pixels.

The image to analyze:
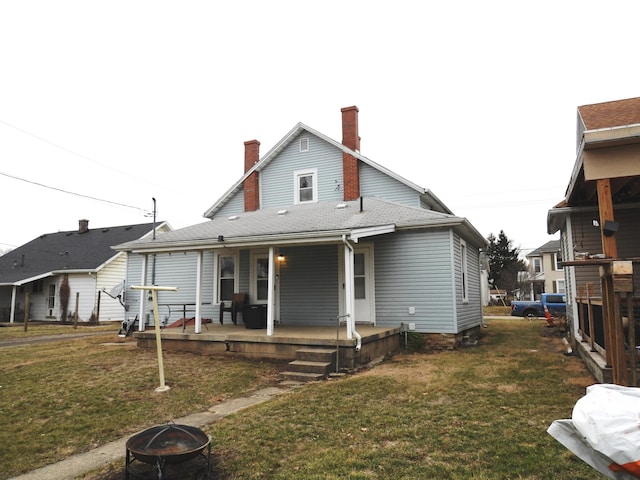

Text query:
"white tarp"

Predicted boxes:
[[548, 384, 640, 479]]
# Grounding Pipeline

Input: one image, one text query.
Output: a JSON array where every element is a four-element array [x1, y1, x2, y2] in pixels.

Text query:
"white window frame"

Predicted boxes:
[[299, 137, 309, 152], [553, 252, 563, 271], [293, 168, 318, 205], [554, 279, 566, 294], [533, 257, 542, 273], [216, 252, 238, 303], [460, 240, 469, 303]]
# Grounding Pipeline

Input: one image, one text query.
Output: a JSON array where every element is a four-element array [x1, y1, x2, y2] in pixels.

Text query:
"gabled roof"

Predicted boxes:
[[0, 222, 165, 286], [527, 240, 560, 257], [117, 197, 486, 253], [203, 122, 452, 218]]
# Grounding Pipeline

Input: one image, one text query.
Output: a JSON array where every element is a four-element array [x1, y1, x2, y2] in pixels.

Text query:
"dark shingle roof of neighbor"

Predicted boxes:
[[0, 222, 158, 285]]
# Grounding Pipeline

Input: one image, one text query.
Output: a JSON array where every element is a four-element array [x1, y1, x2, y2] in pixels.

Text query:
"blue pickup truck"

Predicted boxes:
[[511, 293, 566, 319]]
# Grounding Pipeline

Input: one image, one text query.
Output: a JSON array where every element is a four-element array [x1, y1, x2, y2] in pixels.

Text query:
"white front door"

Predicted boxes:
[[251, 251, 279, 320], [353, 245, 375, 323]]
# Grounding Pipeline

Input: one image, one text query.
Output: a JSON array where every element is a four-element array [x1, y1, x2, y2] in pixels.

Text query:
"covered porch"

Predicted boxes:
[[133, 322, 402, 370]]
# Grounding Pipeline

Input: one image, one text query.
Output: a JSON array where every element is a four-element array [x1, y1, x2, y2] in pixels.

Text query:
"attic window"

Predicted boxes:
[[299, 137, 309, 152], [293, 168, 318, 204]]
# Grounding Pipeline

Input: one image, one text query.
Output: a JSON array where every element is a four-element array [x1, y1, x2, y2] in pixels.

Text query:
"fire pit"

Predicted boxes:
[[125, 423, 211, 479]]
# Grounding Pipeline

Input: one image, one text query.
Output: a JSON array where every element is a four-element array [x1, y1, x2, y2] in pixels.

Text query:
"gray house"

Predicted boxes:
[[116, 106, 486, 362]]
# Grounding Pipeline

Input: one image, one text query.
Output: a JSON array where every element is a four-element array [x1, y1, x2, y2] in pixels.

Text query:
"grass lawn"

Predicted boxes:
[[1, 320, 602, 479]]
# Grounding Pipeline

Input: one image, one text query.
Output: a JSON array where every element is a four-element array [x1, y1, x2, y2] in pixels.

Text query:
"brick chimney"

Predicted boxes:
[[341, 106, 360, 201], [78, 219, 89, 234], [243, 140, 260, 211]]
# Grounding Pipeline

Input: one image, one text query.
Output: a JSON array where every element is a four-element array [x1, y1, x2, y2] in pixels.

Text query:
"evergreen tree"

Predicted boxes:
[[486, 230, 526, 294]]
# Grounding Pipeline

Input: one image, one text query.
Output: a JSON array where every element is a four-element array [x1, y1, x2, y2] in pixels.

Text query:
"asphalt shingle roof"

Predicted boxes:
[[117, 197, 485, 251], [578, 97, 640, 130], [0, 222, 158, 285]]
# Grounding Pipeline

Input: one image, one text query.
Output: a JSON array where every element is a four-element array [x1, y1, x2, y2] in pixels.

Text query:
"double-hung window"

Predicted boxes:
[[294, 168, 318, 204], [460, 240, 469, 303], [218, 254, 237, 302]]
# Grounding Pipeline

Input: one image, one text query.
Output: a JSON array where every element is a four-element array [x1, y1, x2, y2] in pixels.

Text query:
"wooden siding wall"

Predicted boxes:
[[568, 208, 640, 297], [373, 229, 457, 333], [359, 163, 420, 207], [278, 244, 339, 325]]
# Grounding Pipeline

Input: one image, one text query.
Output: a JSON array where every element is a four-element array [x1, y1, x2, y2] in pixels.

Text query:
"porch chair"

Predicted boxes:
[[219, 293, 248, 325]]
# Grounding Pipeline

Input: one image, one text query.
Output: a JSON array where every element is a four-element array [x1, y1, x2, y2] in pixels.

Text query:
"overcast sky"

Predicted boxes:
[[1, 1, 639, 256]]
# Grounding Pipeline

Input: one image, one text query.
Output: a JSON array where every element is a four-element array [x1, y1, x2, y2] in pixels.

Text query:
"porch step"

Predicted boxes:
[[279, 371, 327, 383], [287, 360, 333, 375], [280, 348, 337, 382], [295, 348, 337, 364]]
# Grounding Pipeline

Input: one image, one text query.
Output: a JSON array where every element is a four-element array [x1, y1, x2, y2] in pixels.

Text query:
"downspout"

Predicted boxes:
[[342, 235, 362, 351]]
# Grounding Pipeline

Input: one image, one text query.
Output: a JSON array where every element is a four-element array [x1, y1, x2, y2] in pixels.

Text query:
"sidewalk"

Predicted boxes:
[[11, 383, 300, 480]]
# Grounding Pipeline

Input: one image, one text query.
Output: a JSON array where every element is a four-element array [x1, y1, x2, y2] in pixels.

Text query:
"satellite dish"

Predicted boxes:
[[106, 281, 125, 299]]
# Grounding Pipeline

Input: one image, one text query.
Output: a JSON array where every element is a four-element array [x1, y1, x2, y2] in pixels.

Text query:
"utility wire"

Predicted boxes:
[[0, 119, 161, 188], [0, 171, 149, 213]]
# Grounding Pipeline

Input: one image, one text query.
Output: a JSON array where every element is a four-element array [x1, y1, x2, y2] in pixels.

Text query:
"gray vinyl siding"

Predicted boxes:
[[261, 133, 344, 209], [278, 245, 339, 325], [124, 251, 215, 325], [453, 233, 483, 331], [359, 163, 421, 207], [373, 229, 456, 333], [214, 191, 245, 219]]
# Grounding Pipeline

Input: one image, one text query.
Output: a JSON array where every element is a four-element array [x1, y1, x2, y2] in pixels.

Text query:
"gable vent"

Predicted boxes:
[[299, 137, 309, 152]]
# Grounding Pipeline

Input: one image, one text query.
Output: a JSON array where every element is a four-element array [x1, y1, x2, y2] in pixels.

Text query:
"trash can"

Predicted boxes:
[[244, 304, 267, 329]]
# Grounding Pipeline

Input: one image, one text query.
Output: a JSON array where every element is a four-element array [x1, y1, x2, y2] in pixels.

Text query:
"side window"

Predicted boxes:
[[553, 252, 563, 271], [533, 257, 542, 273], [460, 240, 468, 303], [218, 254, 236, 302], [293, 168, 318, 204]]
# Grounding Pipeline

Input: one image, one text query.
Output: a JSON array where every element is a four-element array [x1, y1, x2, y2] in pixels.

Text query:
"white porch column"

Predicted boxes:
[[138, 255, 148, 331], [194, 251, 203, 333], [343, 243, 354, 340], [10, 285, 17, 323], [267, 247, 275, 336]]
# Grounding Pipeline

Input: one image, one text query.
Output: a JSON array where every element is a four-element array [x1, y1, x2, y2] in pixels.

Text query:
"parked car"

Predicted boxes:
[[511, 293, 566, 319]]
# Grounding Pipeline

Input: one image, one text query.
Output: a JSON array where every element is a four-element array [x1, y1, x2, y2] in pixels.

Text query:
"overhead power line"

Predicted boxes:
[[0, 171, 149, 213]]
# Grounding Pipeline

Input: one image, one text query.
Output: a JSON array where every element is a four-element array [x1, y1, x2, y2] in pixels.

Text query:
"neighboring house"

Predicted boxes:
[[547, 96, 640, 385], [116, 106, 487, 352], [0, 220, 170, 323], [520, 240, 564, 300]]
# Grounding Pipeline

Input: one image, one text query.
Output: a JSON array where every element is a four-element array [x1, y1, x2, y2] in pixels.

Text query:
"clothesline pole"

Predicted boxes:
[[131, 285, 178, 393]]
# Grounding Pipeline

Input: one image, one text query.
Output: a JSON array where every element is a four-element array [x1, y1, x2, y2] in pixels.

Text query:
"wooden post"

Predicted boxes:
[[95, 290, 101, 324], [596, 178, 618, 258], [627, 293, 637, 386], [74, 292, 79, 329], [23, 293, 30, 332]]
